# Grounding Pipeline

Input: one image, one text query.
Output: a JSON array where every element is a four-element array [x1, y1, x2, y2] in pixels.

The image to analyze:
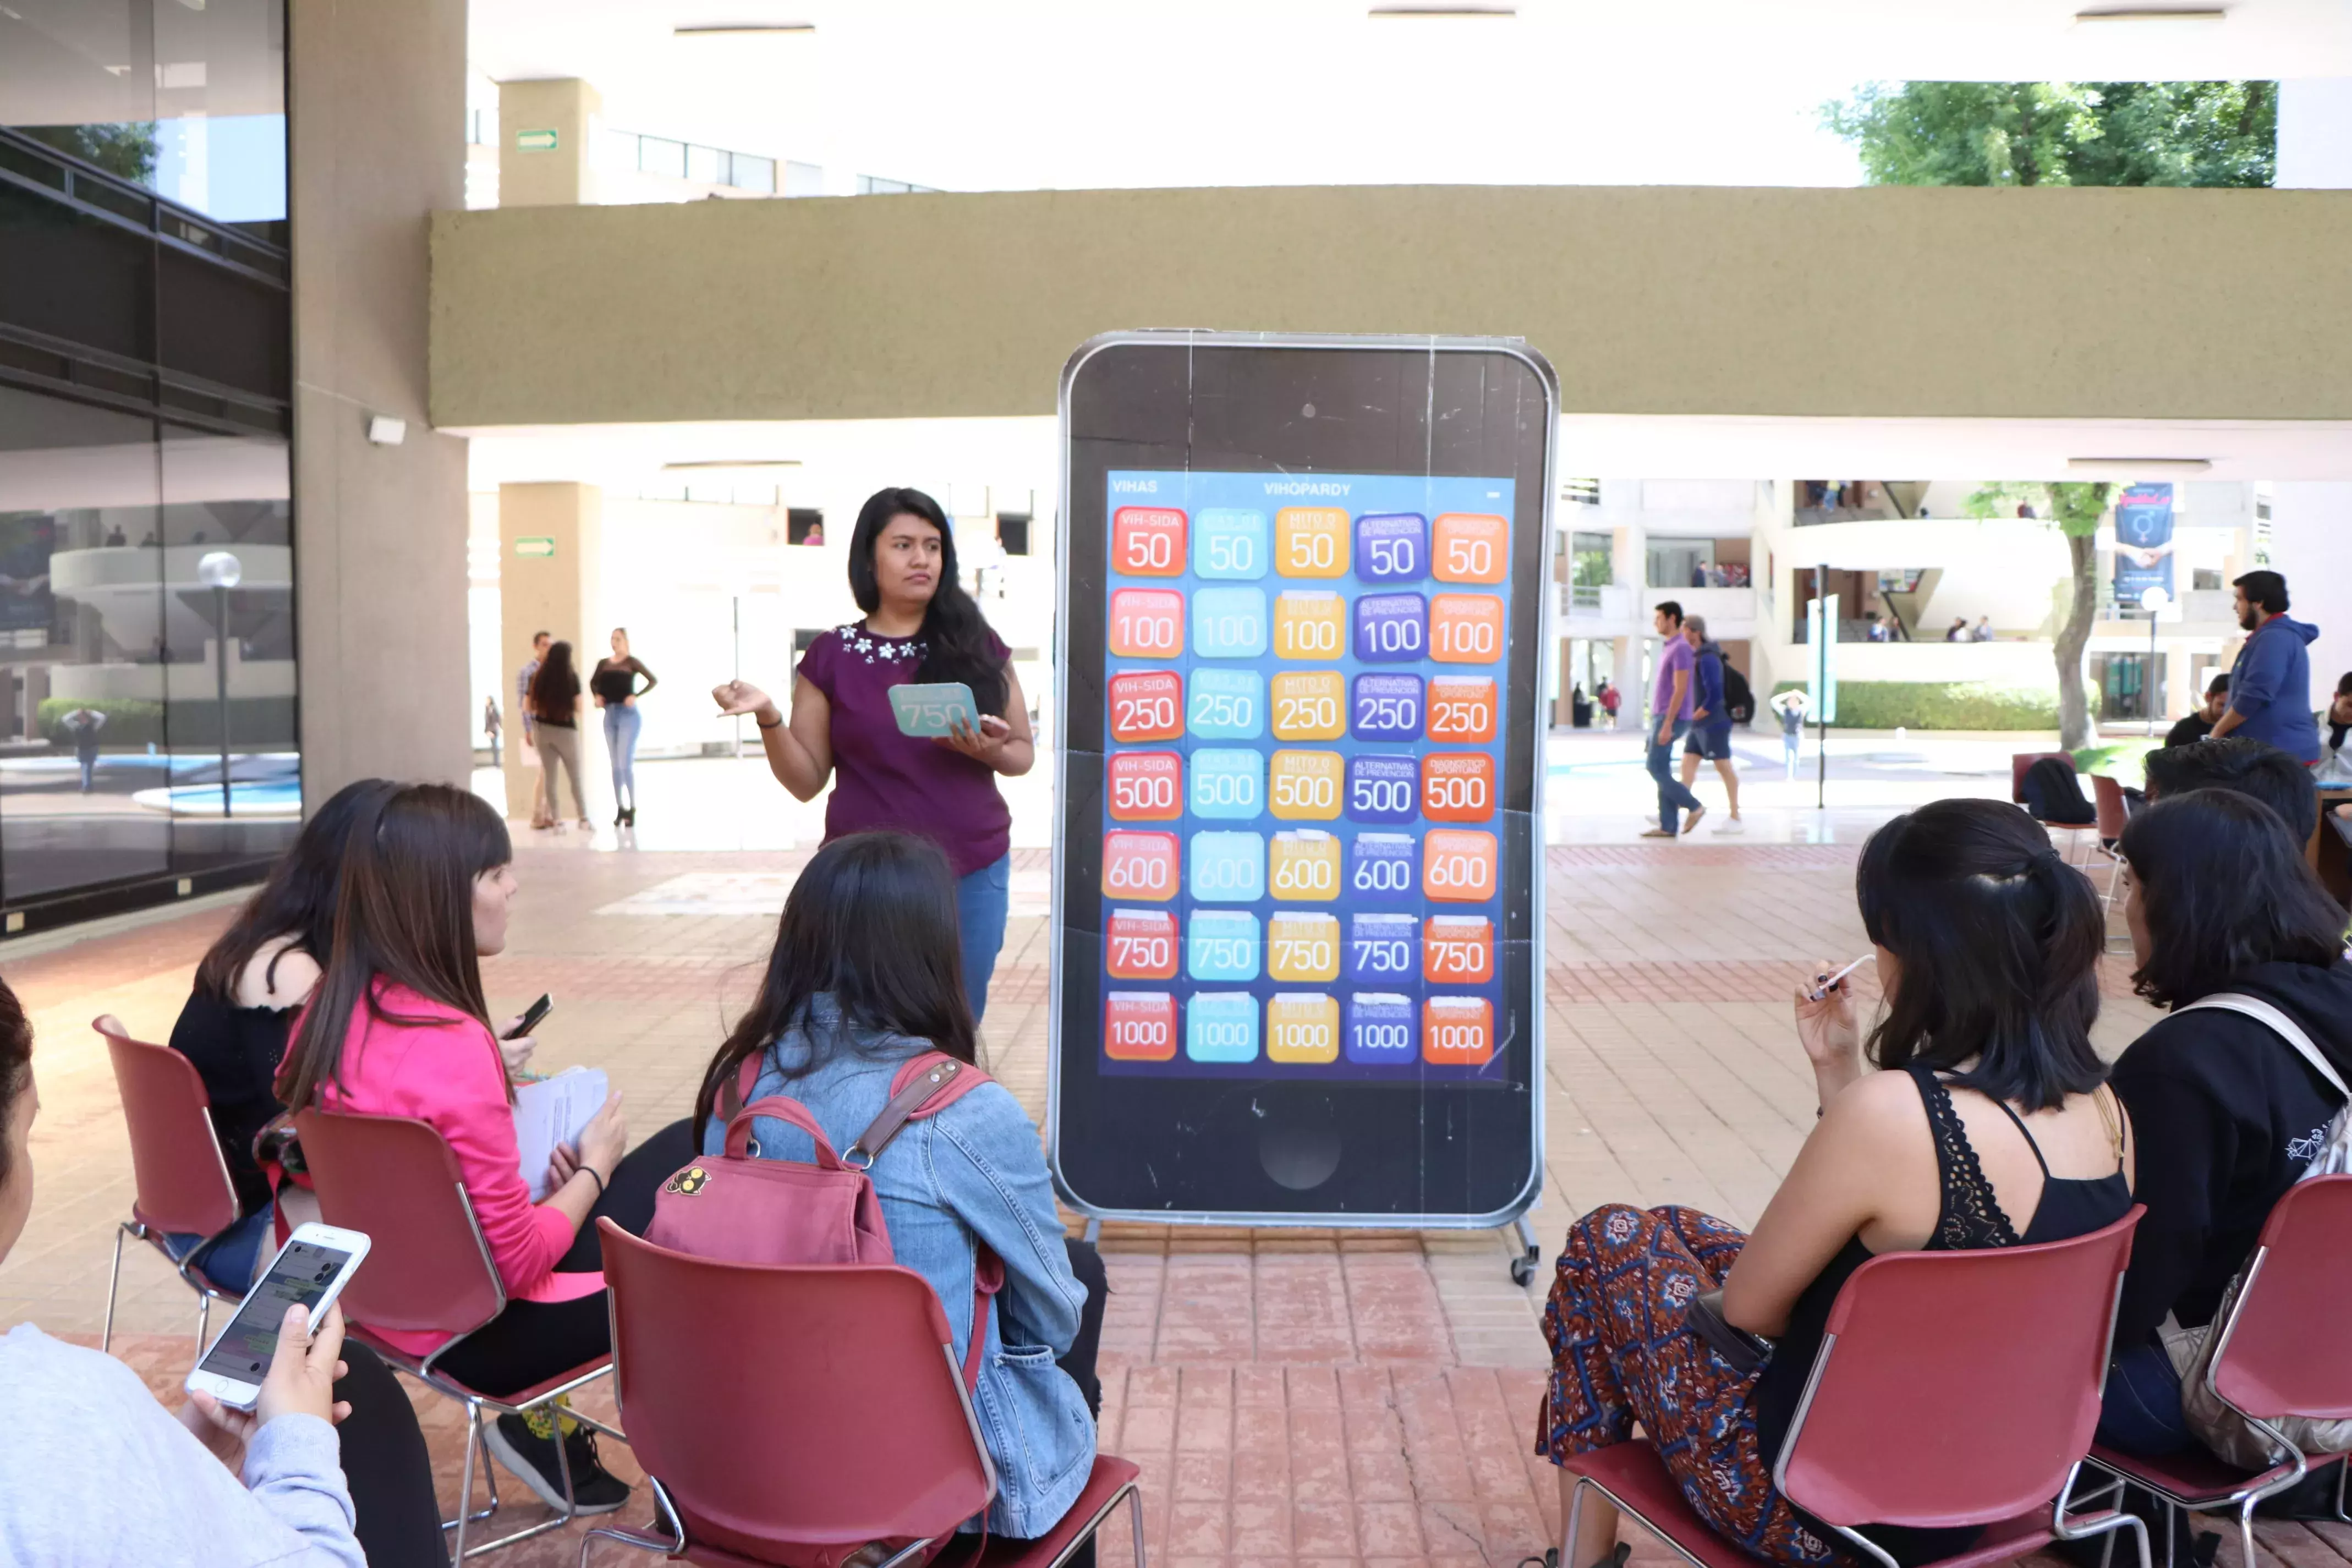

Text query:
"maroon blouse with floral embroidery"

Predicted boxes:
[[797, 622, 1011, 878]]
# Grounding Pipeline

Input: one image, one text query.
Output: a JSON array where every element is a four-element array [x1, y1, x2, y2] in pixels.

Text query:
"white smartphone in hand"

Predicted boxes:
[[185, 1223, 371, 1411]]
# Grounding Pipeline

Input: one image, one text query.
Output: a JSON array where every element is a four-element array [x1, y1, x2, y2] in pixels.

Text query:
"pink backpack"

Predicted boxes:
[[645, 1050, 1003, 1568]]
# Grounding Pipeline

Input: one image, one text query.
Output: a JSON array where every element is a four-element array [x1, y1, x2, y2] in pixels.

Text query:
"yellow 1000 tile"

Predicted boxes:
[[1267, 912, 1341, 983], [1269, 670, 1346, 740], [1275, 507, 1350, 579], [1266, 991, 1340, 1062]]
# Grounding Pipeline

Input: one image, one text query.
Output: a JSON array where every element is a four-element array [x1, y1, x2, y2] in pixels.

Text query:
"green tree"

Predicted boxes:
[[1830, 79, 2272, 746], [20, 123, 161, 185], [1965, 482, 2114, 748]]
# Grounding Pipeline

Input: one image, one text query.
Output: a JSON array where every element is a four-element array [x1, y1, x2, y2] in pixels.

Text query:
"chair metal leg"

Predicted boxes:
[[451, 1400, 482, 1565], [102, 1225, 128, 1353], [2236, 1495, 2260, 1568], [1131, 1483, 1148, 1568], [196, 1292, 212, 1356]]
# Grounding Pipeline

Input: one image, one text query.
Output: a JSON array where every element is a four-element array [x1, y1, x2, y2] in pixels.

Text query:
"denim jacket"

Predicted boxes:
[[698, 999, 1095, 1537]]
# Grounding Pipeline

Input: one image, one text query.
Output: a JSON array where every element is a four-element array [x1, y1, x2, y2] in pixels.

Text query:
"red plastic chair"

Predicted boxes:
[[2088, 772, 2133, 934], [2088, 1176, 2352, 1568], [1557, 1207, 2148, 1568], [586, 1219, 1145, 1568], [96, 1015, 247, 1356], [295, 1107, 623, 1560]]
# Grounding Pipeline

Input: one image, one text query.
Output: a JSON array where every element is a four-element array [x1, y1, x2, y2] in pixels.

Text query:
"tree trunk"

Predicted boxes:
[[2054, 530, 2098, 750]]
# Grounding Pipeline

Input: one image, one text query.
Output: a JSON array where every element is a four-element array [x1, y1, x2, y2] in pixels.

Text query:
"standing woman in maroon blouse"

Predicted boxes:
[[714, 487, 1034, 1021]]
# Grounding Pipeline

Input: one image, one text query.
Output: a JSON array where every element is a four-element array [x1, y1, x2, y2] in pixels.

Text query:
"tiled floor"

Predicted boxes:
[[10, 756, 2336, 1568]]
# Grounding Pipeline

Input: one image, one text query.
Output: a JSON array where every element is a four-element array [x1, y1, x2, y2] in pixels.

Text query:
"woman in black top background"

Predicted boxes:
[[590, 627, 656, 829], [165, 777, 397, 1287], [2102, 789, 2352, 1457], [528, 638, 589, 830]]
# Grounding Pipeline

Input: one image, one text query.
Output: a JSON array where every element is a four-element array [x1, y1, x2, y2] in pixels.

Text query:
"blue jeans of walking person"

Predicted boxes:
[[1648, 719, 1703, 833], [603, 703, 642, 813], [956, 853, 1012, 1023]]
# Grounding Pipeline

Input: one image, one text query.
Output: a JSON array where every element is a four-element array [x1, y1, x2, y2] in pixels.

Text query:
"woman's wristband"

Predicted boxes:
[[756, 713, 782, 730], [579, 1165, 607, 1197]]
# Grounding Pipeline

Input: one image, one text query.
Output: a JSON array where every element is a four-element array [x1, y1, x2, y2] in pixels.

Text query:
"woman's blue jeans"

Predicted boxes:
[[604, 703, 643, 811], [956, 854, 1012, 1023], [2098, 1339, 2193, 1456]]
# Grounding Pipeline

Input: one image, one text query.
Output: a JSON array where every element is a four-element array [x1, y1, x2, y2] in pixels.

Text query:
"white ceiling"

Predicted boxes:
[[468, 0, 2352, 191]]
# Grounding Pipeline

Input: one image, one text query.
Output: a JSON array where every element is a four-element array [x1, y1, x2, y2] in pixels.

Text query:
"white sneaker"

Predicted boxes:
[[1713, 818, 1746, 834]]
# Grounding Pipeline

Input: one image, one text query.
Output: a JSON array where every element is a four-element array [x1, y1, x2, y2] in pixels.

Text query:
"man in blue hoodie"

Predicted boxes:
[[2208, 570, 2322, 763]]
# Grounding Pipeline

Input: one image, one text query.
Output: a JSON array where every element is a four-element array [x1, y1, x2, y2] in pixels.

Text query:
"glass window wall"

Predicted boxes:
[[1, 0, 296, 929]]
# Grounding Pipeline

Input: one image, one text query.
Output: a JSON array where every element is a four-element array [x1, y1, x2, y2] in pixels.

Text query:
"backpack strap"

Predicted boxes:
[[961, 1247, 1004, 1394], [2178, 993, 2352, 1101], [845, 1053, 993, 1171]]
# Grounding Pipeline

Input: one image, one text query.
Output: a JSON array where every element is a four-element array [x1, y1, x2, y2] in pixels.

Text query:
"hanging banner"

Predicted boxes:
[[2112, 483, 2176, 606]]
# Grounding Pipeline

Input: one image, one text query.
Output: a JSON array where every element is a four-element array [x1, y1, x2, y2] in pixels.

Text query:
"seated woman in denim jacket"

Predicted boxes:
[[694, 831, 1106, 1547]]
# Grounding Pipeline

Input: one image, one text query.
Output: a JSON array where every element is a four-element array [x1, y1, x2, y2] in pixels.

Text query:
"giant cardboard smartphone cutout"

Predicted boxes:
[[1052, 332, 1554, 1229]]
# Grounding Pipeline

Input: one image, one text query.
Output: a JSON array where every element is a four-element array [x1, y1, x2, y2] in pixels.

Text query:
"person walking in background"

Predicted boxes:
[[1641, 601, 1705, 839], [59, 705, 105, 792], [528, 640, 591, 831], [2208, 570, 2322, 762], [1598, 680, 1621, 730], [483, 696, 501, 767], [590, 629, 657, 830], [712, 487, 1036, 1022], [1973, 615, 1993, 642], [517, 630, 551, 829], [1679, 616, 1742, 834], [1772, 687, 1808, 781], [1944, 617, 1970, 642], [2163, 673, 2230, 749]]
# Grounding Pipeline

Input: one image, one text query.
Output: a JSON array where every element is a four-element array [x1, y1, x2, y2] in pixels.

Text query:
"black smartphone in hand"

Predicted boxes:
[[504, 993, 553, 1040]]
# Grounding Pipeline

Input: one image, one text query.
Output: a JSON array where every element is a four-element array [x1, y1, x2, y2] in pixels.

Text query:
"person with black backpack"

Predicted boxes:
[[1677, 616, 1744, 835], [2102, 791, 2352, 1461], [692, 831, 1108, 1553]]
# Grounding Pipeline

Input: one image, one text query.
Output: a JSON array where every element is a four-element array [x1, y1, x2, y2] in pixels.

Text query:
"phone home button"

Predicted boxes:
[[1256, 1093, 1342, 1192]]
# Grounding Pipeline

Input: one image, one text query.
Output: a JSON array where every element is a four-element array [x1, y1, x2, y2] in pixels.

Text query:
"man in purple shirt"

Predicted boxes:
[[1642, 601, 1705, 837]]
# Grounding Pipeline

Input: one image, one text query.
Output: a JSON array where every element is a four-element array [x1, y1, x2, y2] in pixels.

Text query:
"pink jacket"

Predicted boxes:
[[305, 982, 601, 1355]]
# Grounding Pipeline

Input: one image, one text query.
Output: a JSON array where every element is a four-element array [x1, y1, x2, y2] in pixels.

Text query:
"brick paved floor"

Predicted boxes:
[[12, 764, 2332, 1568]]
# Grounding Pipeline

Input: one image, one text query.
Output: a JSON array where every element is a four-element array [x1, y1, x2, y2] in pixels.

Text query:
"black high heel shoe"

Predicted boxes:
[[622, 807, 635, 827]]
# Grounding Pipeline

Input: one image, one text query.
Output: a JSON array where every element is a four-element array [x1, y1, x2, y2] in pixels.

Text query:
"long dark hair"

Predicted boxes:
[[693, 831, 975, 1142], [277, 783, 513, 1111], [194, 778, 398, 1002], [529, 640, 579, 719], [2120, 789, 2349, 1008], [847, 487, 1007, 716], [1855, 797, 2106, 1112]]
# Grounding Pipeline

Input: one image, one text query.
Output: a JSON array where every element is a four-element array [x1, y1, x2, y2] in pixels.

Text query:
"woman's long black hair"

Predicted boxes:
[[2120, 788, 2349, 1008], [529, 640, 579, 720], [847, 487, 1008, 716], [193, 777, 399, 1001], [1855, 797, 2107, 1111], [277, 783, 513, 1112], [693, 831, 975, 1142]]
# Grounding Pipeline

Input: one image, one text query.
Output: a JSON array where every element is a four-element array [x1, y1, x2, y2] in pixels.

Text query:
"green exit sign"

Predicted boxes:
[[514, 537, 556, 558], [514, 128, 560, 152]]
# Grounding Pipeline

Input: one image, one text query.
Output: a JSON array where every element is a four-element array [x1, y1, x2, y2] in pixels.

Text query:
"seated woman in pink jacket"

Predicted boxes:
[[273, 782, 693, 1518]]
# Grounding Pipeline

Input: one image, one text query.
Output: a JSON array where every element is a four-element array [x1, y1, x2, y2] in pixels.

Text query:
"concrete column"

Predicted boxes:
[[289, 0, 472, 801], [497, 79, 601, 207], [499, 483, 604, 817]]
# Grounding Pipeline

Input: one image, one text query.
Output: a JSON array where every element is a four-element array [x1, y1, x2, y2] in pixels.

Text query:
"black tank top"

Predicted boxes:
[[1754, 1066, 2132, 1563]]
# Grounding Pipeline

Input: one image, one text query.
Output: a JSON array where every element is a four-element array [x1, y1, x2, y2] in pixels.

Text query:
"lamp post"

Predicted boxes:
[[2139, 584, 2170, 738], [198, 551, 242, 819]]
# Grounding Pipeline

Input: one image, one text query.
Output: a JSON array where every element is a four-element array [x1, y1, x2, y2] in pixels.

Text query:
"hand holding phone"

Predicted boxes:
[[186, 1224, 370, 1415], [501, 994, 553, 1079]]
